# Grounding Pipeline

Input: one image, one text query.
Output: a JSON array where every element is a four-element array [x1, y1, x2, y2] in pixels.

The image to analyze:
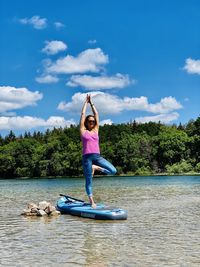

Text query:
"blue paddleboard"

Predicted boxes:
[[56, 194, 127, 220]]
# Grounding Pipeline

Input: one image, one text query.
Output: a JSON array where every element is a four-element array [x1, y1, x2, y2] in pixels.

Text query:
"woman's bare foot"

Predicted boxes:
[[92, 165, 103, 176], [91, 202, 97, 209], [89, 196, 97, 208]]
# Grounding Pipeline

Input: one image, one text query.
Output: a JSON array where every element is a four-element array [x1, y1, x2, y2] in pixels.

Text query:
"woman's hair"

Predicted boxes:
[[84, 115, 97, 130]]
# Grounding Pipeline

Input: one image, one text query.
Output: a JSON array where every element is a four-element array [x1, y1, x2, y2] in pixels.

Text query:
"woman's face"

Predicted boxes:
[[86, 116, 96, 130]]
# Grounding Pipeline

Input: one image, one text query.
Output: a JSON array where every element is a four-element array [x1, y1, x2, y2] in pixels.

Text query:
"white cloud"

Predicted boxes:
[[147, 96, 182, 114], [88, 40, 97, 44], [46, 48, 109, 74], [57, 92, 182, 115], [135, 112, 179, 124], [46, 116, 75, 128], [183, 58, 200, 75], [42, 40, 67, 55], [54, 21, 65, 29], [0, 86, 43, 112], [100, 119, 113, 125], [19, 16, 47, 30], [35, 74, 59, 84], [67, 73, 133, 90], [0, 116, 75, 130]]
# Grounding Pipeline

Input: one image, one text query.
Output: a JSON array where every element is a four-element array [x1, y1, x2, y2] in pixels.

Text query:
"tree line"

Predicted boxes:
[[0, 116, 199, 178]]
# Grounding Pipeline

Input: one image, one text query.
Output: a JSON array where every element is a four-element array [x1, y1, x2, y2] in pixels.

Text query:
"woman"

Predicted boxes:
[[80, 94, 117, 208]]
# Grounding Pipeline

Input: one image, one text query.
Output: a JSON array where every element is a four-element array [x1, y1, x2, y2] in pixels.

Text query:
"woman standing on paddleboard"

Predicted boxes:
[[80, 94, 117, 208]]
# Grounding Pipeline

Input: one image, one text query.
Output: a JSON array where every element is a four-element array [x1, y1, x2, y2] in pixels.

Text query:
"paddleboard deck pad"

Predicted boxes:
[[56, 194, 127, 220]]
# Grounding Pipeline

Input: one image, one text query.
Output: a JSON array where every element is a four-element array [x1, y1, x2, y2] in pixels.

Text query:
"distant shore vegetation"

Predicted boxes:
[[0, 116, 200, 178]]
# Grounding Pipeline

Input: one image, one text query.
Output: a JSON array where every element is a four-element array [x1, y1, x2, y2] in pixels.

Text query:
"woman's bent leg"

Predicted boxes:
[[94, 156, 117, 175]]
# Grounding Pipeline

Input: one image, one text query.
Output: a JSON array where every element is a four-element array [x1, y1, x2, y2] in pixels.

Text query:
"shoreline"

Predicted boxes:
[[1, 172, 200, 180]]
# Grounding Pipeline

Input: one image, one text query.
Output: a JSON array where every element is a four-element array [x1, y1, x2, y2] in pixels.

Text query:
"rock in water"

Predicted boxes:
[[37, 209, 48, 216], [21, 201, 60, 217], [45, 204, 56, 215], [50, 210, 61, 216], [38, 201, 50, 210], [27, 202, 38, 210], [21, 209, 35, 216]]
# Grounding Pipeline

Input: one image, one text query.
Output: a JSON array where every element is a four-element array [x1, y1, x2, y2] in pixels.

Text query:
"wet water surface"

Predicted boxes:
[[0, 176, 200, 266]]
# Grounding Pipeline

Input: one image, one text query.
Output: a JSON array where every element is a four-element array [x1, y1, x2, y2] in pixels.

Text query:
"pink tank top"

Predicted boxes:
[[81, 130, 100, 155]]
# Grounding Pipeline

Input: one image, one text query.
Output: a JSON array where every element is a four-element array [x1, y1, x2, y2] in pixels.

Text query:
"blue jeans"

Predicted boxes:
[[82, 153, 117, 197]]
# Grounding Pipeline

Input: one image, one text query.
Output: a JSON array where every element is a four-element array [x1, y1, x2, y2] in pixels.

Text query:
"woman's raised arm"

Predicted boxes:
[[89, 96, 99, 130], [79, 95, 89, 133]]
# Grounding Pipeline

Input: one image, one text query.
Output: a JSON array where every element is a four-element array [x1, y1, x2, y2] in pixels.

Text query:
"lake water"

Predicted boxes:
[[0, 176, 200, 267]]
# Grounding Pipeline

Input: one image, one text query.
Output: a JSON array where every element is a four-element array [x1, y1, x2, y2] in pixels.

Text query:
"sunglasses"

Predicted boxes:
[[88, 120, 95, 123]]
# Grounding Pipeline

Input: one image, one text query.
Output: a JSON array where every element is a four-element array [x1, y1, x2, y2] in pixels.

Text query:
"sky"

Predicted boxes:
[[0, 0, 200, 135]]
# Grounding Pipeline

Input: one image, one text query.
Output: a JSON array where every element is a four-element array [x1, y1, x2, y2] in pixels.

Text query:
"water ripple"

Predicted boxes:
[[0, 176, 200, 266]]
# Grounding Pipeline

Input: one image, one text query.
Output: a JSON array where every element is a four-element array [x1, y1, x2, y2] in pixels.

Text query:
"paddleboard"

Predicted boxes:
[[56, 194, 127, 220]]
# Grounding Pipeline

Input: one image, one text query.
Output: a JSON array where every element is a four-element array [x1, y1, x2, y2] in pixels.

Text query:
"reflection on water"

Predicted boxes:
[[0, 176, 200, 266]]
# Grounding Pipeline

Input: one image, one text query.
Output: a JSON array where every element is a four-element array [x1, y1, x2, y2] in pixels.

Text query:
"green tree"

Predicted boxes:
[[166, 160, 193, 174], [0, 153, 16, 178], [114, 133, 151, 174], [0, 116, 199, 178], [154, 126, 190, 170]]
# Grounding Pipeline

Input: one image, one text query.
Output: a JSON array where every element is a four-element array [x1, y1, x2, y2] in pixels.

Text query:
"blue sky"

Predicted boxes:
[[0, 0, 200, 135]]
